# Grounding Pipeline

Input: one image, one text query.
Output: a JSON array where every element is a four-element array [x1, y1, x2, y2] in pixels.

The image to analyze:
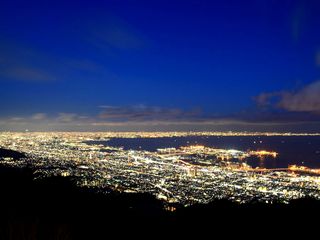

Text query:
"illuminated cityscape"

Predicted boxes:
[[1, 131, 320, 207], [2, 0, 320, 238]]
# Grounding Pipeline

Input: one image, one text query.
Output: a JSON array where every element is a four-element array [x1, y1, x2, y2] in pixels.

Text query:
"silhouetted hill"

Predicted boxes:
[[0, 148, 319, 239], [0, 148, 25, 159]]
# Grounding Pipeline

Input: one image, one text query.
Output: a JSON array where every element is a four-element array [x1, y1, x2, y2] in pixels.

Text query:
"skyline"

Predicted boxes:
[[1, 0, 320, 131]]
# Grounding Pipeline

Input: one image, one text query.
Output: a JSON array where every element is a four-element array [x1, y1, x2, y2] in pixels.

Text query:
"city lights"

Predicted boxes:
[[0, 131, 320, 206]]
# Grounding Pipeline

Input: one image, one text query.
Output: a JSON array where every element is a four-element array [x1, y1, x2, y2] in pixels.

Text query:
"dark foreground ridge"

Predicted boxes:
[[0, 149, 319, 239]]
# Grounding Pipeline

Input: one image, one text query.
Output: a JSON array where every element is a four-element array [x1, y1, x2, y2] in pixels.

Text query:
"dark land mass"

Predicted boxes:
[[0, 148, 318, 239]]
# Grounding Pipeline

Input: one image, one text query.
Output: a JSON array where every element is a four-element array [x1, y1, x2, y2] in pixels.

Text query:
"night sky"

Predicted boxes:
[[1, 0, 320, 131]]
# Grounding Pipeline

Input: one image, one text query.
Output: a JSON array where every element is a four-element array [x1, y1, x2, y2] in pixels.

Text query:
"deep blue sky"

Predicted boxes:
[[1, 0, 320, 131]]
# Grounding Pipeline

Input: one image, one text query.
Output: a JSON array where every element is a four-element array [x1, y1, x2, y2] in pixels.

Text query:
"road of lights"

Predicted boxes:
[[0, 132, 320, 207]]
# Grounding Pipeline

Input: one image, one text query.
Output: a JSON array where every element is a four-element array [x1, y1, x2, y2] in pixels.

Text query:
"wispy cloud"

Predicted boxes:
[[1, 67, 56, 82], [98, 105, 203, 122], [56, 113, 83, 123], [31, 113, 47, 120], [0, 41, 58, 82], [88, 16, 147, 51], [254, 92, 281, 107]]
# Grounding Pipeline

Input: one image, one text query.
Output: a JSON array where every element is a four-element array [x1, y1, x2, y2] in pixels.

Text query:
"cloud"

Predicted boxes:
[[56, 113, 80, 123], [278, 81, 320, 112], [32, 113, 47, 120], [277, 81, 320, 112], [0, 41, 58, 82], [10, 117, 25, 122], [1, 108, 320, 132], [98, 105, 203, 122], [255, 80, 320, 113], [254, 92, 281, 107], [231, 109, 320, 124]]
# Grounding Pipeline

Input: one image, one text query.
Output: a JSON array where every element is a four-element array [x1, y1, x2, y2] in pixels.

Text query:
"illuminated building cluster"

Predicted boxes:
[[0, 132, 320, 206]]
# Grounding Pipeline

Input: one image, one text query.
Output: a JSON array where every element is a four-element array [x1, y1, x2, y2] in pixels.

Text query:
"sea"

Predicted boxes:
[[87, 136, 320, 169]]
